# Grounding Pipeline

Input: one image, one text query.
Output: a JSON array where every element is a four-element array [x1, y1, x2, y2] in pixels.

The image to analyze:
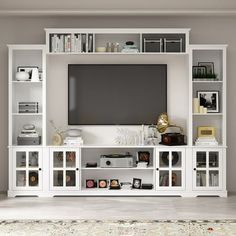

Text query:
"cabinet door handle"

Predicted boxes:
[[39, 168, 42, 171], [156, 168, 159, 171], [193, 168, 196, 171], [76, 168, 79, 171]]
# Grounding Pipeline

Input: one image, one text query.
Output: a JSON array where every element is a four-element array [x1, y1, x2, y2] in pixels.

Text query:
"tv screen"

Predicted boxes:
[[68, 64, 167, 125]]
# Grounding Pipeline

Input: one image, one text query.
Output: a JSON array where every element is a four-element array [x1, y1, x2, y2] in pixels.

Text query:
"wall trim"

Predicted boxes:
[[0, 9, 236, 17]]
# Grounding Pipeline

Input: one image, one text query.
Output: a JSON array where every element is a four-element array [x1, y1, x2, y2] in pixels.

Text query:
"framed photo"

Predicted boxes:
[[198, 62, 214, 75], [17, 66, 39, 79], [197, 91, 219, 113], [192, 66, 206, 78], [132, 178, 142, 189], [86, 179, 97, 188], [137, 151, 150, 165], [98, 179, 108, 188], [109, 179, 120, 189]]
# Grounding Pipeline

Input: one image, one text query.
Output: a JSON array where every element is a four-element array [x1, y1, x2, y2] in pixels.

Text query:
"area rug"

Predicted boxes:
[[0, 220, 236, 236]]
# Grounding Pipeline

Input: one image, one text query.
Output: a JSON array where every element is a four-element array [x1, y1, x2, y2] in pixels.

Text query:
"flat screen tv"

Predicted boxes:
[[68, 64, 167, 125]]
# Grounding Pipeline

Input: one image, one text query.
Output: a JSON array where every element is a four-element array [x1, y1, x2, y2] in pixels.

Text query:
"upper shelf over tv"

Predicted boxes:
[[45, 28, 190, 55]]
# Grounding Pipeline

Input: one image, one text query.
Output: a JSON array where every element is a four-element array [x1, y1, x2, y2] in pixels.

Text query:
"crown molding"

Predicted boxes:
[[0, 9, 236, 16]]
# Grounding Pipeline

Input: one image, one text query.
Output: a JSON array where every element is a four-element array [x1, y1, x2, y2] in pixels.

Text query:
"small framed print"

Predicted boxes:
[[137, 151, 150, 165], [110, 179, 120, 189], [197, 91, 219, 113], [86, 179, 97, 188], [17, 66, 39, 79], [198, 62, 214, 75], [98, 179, 108, 188], [132, 178, 142, 189]]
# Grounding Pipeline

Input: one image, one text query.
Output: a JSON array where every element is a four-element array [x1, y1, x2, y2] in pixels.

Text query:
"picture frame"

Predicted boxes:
[[17, 66, 39, 79], [137, 151, 150, 165], [98, 179, 108, 188], [198, 62, 214, 75], [197, 91, 219, 113], [86, 179, 97, 188], [109, 179, 120, 189], [192, 66, 206, 78], [132, 178, 142, 189]]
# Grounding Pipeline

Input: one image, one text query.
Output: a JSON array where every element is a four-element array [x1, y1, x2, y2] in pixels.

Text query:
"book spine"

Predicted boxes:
[[82, 34, 86, 52], [56, 35, 60, 53], [86, 34, 88, 52], [88, 34, 93, 53], [78, 34, 81, 53], [61, 35, 65, 52], [64, 35, 68, 52], [67, 34, 71, 52], [71, 34, 75, 52]]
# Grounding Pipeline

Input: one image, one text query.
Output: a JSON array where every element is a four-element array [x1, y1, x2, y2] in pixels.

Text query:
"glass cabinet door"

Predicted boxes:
[[14, 149, 42, 190], [51, 149, 79, 190], [193, 149, 222, 190], [209, 152, 219, 187], [157, 149, 185, 189]]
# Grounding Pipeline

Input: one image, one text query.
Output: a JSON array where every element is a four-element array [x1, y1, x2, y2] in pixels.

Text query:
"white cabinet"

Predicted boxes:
[[50, 148, 80, 191], [156, 148, 185, 190], [192, 148, 223, 190], [12, 147, 43, 190]]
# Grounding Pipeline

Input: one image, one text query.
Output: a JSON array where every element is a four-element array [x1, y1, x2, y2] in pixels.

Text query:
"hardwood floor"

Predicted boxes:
[[0, 193, 236, 220]]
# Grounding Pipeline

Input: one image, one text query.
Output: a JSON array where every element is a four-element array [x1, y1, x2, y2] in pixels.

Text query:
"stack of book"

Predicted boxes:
[[195, 137, 218, 146], [64, 137, 84, 146]]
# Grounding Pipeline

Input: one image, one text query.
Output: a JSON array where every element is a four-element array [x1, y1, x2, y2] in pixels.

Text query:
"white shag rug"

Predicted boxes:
[[0, 220, 235, 236]]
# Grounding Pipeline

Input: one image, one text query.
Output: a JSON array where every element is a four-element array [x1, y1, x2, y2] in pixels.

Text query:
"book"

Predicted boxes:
[[88, 34, 93, 52], [82, 34, 86, 52]]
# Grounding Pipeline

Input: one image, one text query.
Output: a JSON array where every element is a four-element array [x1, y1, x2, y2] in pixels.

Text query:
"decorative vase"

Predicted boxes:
[[52, 133, 63, 145]]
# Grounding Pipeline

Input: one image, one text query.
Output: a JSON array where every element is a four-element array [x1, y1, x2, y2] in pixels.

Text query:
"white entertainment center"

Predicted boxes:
[[8, 28, 227, 197]]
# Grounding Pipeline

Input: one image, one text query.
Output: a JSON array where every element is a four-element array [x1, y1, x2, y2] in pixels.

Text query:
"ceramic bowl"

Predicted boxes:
[[16, 71, 30, 81]]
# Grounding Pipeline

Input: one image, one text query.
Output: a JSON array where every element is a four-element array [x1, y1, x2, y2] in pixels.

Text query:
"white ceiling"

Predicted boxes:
[[0, 0, 236, 15]]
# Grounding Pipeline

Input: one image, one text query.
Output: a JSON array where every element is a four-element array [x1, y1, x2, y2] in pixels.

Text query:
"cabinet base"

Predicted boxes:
[[7, 190, 228, 198]]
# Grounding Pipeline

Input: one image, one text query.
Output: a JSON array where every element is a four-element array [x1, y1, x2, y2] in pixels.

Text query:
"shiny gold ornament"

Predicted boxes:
[[156, 112, 183, 134]]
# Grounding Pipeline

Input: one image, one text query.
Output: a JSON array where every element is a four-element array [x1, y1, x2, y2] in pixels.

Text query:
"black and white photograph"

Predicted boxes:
[[197, 91, 219, 113], [132, 178, 142, 189]]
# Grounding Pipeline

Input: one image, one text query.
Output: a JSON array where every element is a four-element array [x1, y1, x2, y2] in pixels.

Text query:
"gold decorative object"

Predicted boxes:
[[52, 133, 63, 146], [49, 120, 65, 146], [156, 112, 183, 134], [197, 126, 215, 138]]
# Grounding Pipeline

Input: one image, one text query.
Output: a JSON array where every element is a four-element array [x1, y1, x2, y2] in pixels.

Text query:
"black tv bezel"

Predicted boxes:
[[68, 64, 167, 125]]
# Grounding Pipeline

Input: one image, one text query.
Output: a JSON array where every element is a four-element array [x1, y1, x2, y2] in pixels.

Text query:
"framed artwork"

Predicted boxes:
[[17, 66, 39, 79], [132, 178, 142, 189], [197, 91, 219, 113], [98, 179, 108, 188], [137, 151, 150, 165], [198, 62, 214, 75]]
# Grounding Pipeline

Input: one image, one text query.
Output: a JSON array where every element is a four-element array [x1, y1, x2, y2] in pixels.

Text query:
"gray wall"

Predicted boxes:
[[1, 0, 236, 11], [0, 15, 236, 192]]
